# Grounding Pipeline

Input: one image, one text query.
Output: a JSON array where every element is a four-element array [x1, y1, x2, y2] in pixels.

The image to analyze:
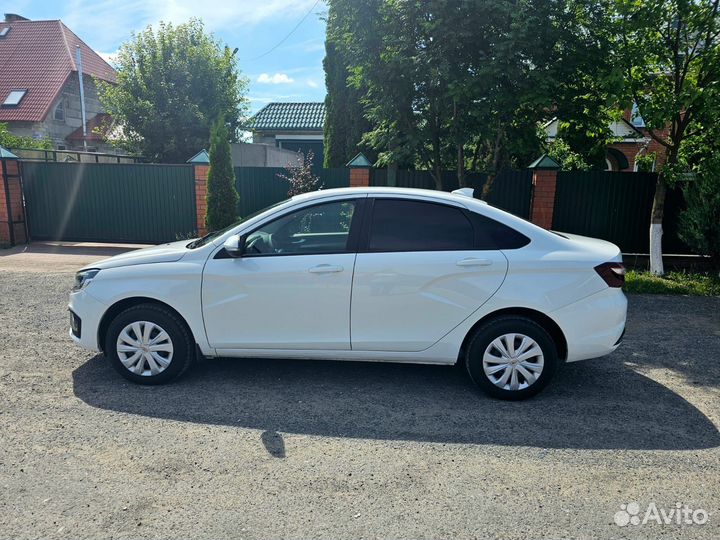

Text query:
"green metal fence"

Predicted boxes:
[[23, 162, 197, 243], [553, 171, 691, 253], [371, 169, 532, 218], [234, 167, 350, 217]]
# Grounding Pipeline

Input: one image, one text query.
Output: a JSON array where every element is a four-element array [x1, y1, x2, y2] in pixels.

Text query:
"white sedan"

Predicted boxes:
[[69, 187, 627, 400]]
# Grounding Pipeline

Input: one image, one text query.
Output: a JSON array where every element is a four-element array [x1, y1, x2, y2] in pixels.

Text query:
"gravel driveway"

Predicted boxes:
[[0, 267, 718, 539]]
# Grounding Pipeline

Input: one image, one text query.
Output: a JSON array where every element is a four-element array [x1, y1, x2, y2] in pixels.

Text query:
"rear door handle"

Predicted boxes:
[[456, 258, 493, 267], [308, 264, 344, 273]]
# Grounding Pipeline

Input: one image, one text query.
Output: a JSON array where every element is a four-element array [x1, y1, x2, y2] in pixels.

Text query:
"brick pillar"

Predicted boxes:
[[349, 167, 370, 187], [530, 169, 557, 229], [0, 158, 26, 246], [194, 164, 209, 237]]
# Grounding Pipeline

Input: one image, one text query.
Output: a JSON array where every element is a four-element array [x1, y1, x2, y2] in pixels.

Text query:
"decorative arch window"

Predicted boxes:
[[54, 99, 65, 121]]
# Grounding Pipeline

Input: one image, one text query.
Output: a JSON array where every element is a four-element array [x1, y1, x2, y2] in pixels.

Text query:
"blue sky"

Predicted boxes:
[[10, 0, 328, 114]]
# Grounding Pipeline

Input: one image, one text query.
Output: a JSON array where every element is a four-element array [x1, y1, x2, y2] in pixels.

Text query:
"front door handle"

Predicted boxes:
[[456, 258, 493, 267], [308, 264, 344, 273]]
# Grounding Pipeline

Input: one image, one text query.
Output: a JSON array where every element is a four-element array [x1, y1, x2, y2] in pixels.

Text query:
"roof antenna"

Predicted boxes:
[[75, 45, 88, 151]]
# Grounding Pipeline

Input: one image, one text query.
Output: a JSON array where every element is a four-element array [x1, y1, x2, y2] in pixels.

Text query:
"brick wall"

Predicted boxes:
[[194, 165, 209, 237], [349, 168, 370, 187], [0, 160, 27, 246], [529, 169, 557, 229]]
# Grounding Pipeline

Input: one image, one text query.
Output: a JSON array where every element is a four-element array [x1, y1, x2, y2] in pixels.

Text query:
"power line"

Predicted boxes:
[[244, 0, 322, 62]]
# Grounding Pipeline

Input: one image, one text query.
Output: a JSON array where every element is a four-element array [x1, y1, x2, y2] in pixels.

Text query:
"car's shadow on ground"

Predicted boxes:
[[72, 352, 720, 452]]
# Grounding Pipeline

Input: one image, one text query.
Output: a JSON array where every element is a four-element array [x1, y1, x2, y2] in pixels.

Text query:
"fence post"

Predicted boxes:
[[346, 152, 372, 187], [0, 147, 26, 246], [188, 149, 210, 237], [528, 154, 561, 230]]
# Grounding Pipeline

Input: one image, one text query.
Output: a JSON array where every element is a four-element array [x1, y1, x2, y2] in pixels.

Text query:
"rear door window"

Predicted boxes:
[[367, 199, 474, 252]]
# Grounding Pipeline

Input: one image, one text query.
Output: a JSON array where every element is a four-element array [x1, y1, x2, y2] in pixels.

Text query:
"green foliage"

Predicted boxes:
[[323, 4, 373, 168], [205, 120, 239, 232], [99, 19, 248, 163], [0, 123, 52, 150], [616, 0, 720, 173], [277, 150, 322, 197], [678, 109, 720, 268], [634, 152, 657, 173], [624, 270, 720, 296], [545, 139, 592, 171], [325, 0, 623, 186]]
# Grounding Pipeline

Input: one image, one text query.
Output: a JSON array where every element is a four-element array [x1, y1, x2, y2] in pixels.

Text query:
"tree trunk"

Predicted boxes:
[[649, 175, 667, 275], [457, 144, 465, 188], [481, 127, 503, 200]]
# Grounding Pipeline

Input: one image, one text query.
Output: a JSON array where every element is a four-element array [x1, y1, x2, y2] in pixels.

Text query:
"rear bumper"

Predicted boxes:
[[551, 287, 627, 362]]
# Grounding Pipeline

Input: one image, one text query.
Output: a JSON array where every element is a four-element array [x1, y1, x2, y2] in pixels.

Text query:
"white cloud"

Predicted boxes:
[[257, 73, 295, 84], [306, 79, 319, 88]]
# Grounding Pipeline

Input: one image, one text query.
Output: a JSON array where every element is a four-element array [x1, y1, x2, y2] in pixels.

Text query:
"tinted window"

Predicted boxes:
[[245, 200, 356, 255], [368, 199, 474, 252], [466, 211, 531, 250]]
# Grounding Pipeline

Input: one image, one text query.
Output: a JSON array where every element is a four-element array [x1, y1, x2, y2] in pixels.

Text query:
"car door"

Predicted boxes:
[[202, 197, 364, 350], [351, 197, 509, 352]]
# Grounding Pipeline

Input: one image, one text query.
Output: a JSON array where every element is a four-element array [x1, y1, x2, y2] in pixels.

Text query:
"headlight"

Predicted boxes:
[[73, 269, 100, 291]]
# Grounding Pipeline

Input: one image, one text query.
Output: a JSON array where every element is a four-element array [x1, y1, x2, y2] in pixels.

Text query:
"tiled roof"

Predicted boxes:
[[250, 102, 325, 131], [0, 19, 116, 122]]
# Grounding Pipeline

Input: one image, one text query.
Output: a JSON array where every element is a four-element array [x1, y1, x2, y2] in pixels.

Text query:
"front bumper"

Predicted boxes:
[[551, 287, 628, 362], [68, 288, 107, 352]]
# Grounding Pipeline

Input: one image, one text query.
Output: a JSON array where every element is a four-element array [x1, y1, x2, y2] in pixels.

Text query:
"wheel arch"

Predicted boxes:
[[97, 297, 195, 353], [458, 307, 568, 363]]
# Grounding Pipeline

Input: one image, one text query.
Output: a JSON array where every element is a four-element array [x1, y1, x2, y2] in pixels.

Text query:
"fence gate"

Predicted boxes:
[[22, 162, 197, 244]]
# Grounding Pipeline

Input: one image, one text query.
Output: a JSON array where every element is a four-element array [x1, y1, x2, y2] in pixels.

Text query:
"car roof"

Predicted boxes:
[[292, 186, 473, 204]]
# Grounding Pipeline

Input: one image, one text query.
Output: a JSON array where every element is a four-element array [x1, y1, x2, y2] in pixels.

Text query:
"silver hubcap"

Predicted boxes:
[[116, 321, 173, 376], [482, 333, 544, 391]]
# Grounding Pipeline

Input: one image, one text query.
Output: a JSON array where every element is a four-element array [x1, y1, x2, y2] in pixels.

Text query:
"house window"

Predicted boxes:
[[2, 89, 26, 106], [631, 102, 645, 128], [54, 100, 65, 121], [0, 27, 10, 38]]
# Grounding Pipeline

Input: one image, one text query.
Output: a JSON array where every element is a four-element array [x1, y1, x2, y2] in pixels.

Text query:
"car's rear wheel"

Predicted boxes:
[[465, 316, 559, 400], [105, 303, 194, 384]]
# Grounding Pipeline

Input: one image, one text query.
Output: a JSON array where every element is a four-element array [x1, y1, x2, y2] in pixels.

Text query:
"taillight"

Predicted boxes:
[[594, 262, 626, 288]]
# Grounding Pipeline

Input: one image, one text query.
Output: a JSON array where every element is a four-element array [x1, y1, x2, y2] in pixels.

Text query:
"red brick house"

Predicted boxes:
[[0, 13, 117, 152], [543, 106, 668, 172]]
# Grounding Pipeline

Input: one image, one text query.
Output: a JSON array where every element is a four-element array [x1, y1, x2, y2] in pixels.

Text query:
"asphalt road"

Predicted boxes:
[[0, 268, 718, 539]]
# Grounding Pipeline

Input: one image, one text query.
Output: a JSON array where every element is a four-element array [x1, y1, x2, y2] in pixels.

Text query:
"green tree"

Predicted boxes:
[[616, 0, 720, 274], [0, 123, 52, 150], [325, 0, 619, 195], [100, 19, 248, 163], [205, 120, 238, 231], [323, 1, 373, 167]]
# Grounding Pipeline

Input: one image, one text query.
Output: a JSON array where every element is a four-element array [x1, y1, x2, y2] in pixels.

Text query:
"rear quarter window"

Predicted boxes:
[[466, 211, 531, 250]]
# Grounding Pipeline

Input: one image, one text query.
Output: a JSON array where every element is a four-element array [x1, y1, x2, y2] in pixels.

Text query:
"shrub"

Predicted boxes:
[[205, 119, 239, 231], [277, 150, 322, 197], [679, 158, 720, 271]]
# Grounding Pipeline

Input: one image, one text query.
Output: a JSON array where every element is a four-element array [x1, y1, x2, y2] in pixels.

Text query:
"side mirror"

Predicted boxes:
[[223, 234, 245, 258]]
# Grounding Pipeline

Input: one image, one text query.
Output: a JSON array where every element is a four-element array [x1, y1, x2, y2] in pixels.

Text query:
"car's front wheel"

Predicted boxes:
[[465, 316, 559, 400], [105, 303, 194, 384]]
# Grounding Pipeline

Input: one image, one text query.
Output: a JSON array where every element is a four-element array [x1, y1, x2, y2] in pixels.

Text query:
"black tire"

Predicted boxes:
[[105, 303, 195, 385], [465, 316, 559, 400]]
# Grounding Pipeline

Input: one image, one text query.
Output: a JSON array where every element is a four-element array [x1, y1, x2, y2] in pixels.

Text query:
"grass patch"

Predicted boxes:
[[624, 270, 720, 296]]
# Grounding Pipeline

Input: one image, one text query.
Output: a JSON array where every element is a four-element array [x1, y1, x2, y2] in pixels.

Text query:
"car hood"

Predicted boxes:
[[85, 240, 191, 270]]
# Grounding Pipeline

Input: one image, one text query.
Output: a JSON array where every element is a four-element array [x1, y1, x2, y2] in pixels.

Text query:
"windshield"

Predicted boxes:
[[186, 199, 290, 249]]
